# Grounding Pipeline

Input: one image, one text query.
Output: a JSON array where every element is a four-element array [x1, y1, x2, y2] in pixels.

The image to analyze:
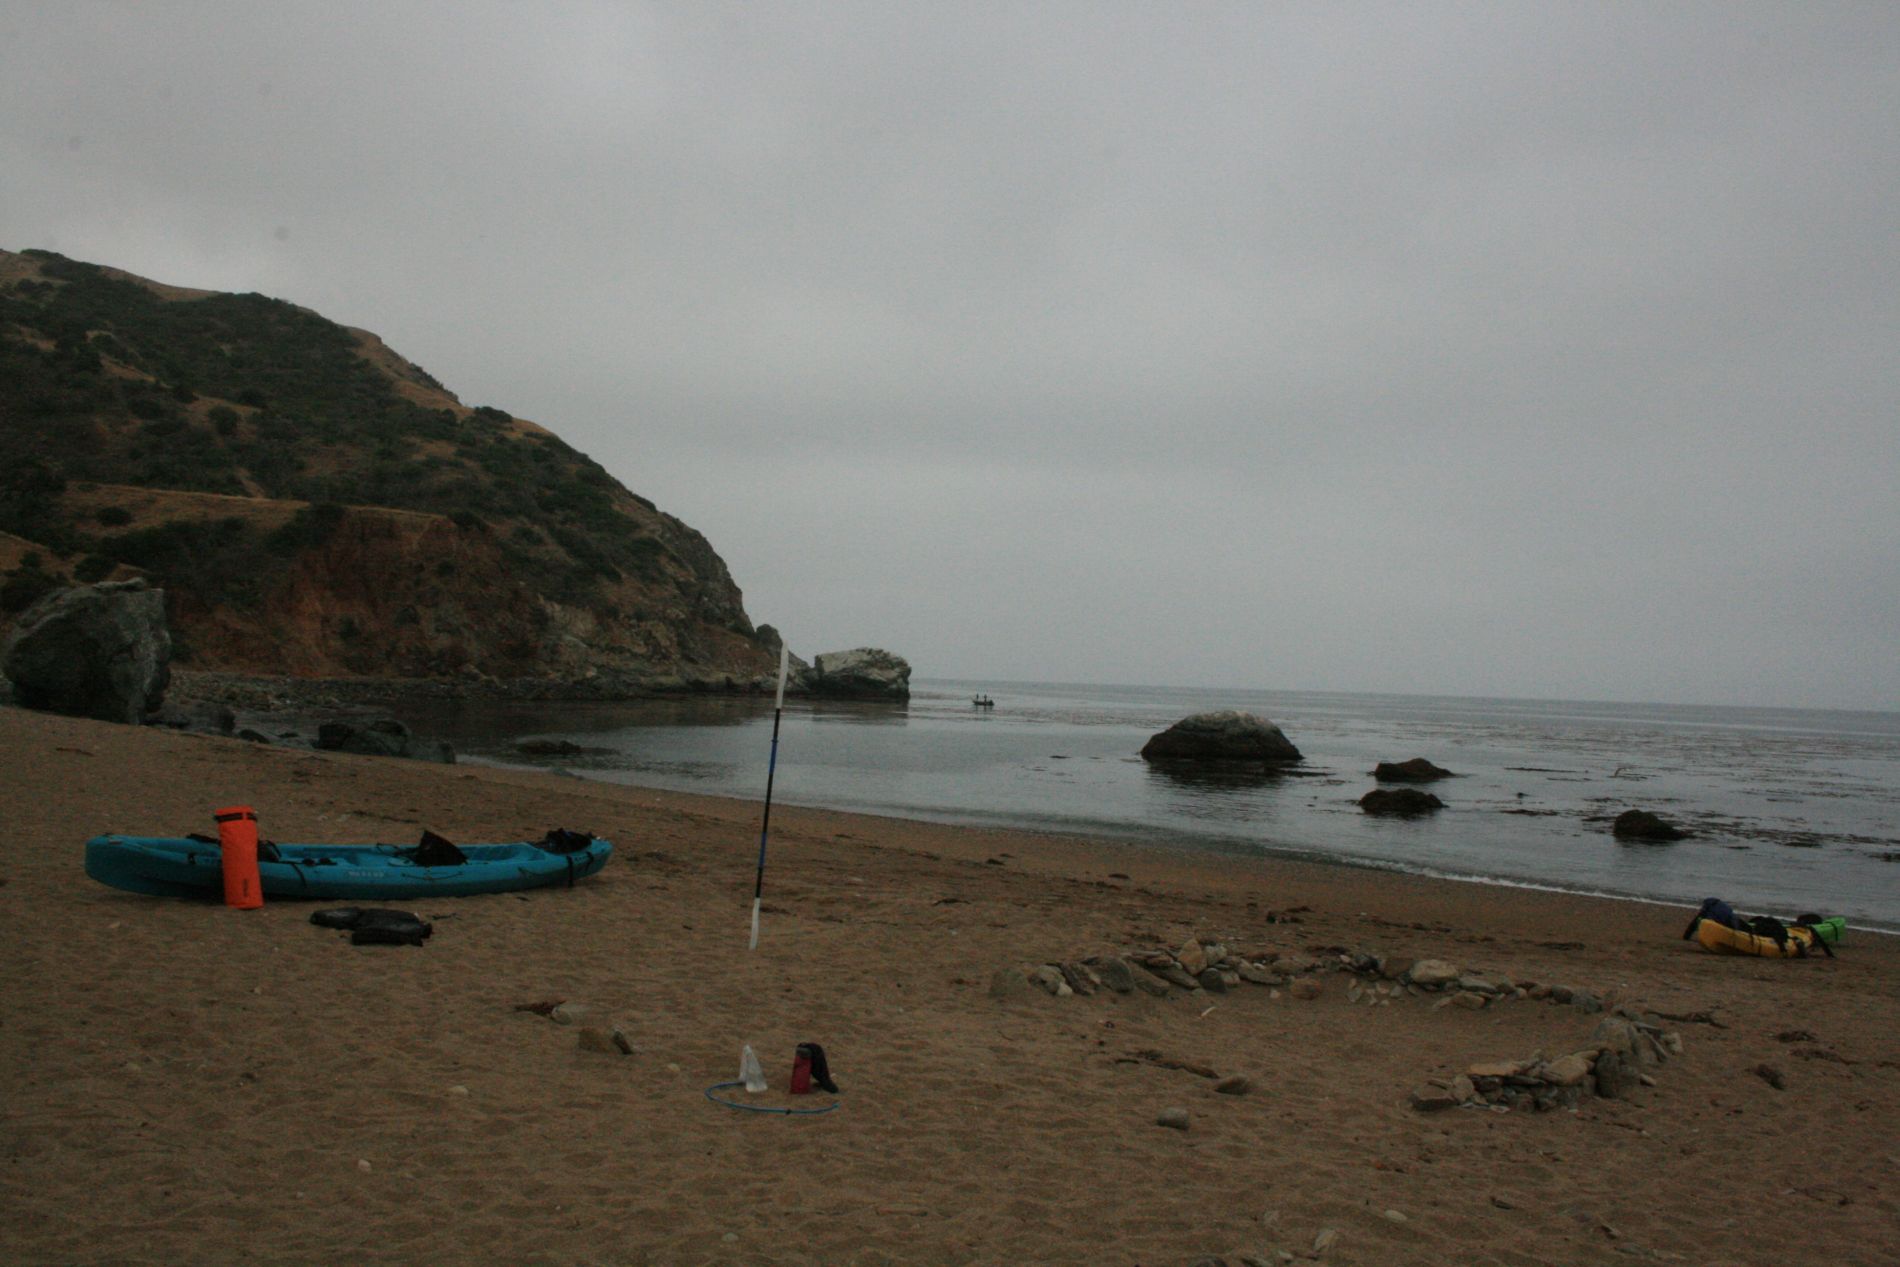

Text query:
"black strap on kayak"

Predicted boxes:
[[1799, 926, 1835, 958], [565, 854, 576, 888]]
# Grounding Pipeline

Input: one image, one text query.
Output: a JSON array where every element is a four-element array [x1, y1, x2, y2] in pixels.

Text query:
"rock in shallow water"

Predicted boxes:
[[806, 648, 911, 700], [315, 716, 455, 763], [1612, 809, 1688, 841], [1139, 710, 1302, 765], [1373, 757, 1453, 782], [1359, 787, 1445, 816]]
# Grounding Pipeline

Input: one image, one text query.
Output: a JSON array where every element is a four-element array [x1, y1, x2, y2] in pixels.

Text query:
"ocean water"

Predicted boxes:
[[410, 680, 1900, 932]]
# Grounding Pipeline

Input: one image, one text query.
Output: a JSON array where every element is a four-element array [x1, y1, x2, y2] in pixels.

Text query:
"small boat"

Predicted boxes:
[[84, 831, 612, 900], [972, 694, 995, 708], [1691, 917, 1836, 959]]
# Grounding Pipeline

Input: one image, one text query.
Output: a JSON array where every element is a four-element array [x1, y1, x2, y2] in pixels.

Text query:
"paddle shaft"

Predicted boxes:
[[749, 646, 789, 949]]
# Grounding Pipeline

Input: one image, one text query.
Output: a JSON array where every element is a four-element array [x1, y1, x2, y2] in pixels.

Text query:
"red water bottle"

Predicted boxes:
[[790, 1043, 813, 1095]]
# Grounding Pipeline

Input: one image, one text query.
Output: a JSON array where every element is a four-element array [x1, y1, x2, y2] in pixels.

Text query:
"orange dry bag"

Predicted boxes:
[[215, 805, 263, 909]]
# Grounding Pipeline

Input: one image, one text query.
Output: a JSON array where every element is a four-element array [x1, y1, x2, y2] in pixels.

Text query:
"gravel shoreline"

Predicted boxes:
[[165, 668, 776, 713]]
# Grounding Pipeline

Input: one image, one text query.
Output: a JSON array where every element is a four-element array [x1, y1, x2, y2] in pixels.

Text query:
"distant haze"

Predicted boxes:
[[3, 2, 1896, 709]]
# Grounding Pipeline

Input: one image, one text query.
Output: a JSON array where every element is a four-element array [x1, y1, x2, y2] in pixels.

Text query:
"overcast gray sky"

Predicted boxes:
[[4, 2, 1896, 709]]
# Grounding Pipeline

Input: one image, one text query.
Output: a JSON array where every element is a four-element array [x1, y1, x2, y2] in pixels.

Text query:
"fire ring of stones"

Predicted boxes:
[[1409, 1013, 1683, 1113], [998, 939, 1618, 1014], [991, 937, 1684, 1112]]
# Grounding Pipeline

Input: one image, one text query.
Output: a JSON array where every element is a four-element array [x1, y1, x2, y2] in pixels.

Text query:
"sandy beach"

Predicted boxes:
[[3, 704, 1896, 1266]]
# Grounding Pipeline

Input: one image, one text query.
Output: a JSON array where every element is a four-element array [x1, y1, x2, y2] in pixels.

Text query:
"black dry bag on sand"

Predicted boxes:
[[539, 829, 597, 854], [310, 907, 433, 947]]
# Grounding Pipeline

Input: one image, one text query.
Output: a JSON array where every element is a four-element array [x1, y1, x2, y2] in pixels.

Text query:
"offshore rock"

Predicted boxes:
[[315, 716, 455, 763], [1139, 710, 1302, 766], [1359, 787, 1445, 816], [1373, 757, 1453, 782], [1360, 786, 1444, 816], [1612, 809, 1688, 841], [807, 648, 912, 701], [2, 580, 171, 723]]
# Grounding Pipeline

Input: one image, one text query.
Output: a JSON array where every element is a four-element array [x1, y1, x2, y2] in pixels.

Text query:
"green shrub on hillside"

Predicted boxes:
[[73, 555, 115, 583], [100, 516, 268, 608], [267, 502, 346, 555]]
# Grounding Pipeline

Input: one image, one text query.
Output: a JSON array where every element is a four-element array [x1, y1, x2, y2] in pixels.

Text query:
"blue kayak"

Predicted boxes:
[[84, 832, 612, 900]]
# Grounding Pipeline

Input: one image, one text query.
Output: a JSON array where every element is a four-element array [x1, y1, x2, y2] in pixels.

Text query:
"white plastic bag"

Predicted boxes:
[[740, 1043, 766, 1093]]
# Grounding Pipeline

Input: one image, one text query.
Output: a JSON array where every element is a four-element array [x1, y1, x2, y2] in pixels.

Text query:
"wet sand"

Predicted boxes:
[[2, 705, 1896, 1265]]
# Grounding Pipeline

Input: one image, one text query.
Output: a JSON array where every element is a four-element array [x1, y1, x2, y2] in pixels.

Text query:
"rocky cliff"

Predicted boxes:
[[0, 248, 777, 690]]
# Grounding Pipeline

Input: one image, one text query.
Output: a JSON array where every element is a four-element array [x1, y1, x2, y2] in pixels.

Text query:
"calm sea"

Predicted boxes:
[[409, 680, 1900, 933]]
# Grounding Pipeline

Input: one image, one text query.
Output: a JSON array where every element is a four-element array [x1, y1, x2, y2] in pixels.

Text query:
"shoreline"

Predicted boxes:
[[5, 703, 1897, 1265], [458, 744, 1900, 938], [143, 667, 1900, 934]]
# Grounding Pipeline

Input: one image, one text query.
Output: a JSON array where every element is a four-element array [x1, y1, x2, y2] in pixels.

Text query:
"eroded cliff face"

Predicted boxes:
[[0, 247, 778, 690], [174, 507, 769, 687]]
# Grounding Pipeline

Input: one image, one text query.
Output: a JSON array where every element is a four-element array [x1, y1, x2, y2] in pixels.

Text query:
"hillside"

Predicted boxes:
[[0, 248, 779, 690]]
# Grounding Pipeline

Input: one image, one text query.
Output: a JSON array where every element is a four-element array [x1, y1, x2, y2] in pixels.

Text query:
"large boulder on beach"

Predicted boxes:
[[1139, 710, 1301, 765], [1359, 787, 1445, 816], [1374, 757, 1453, 782], [1, 579, 171, 723], [807, 648, 911, 701], [1612, 809, 1687, 841]]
